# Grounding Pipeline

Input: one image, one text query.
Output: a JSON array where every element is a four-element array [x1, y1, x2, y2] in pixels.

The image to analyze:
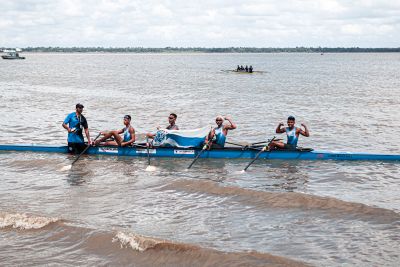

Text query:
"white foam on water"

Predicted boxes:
[[145, 165, 157, 172], [112, 231, 163, 252], [59, 165, 72, 171], [0, 212, 59, 230]]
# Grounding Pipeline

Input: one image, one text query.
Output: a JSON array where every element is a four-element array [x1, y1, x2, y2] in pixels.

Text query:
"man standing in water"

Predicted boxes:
[[269, 116, 309, 150], [206, 115, 236, 148], [62, 103, 92, 153]]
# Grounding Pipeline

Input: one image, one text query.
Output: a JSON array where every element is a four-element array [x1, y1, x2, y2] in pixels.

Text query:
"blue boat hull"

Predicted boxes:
[[0, 144, 400, 161]]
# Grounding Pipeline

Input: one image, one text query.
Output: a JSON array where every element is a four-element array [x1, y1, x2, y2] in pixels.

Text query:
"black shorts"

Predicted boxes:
[[68, 142, 87, 154], [283, 144, 297, 150], [210, 143, 224, 149]]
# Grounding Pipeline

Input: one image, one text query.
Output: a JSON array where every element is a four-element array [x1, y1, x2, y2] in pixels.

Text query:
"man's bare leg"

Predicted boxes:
[[95, 131, 123, 146]]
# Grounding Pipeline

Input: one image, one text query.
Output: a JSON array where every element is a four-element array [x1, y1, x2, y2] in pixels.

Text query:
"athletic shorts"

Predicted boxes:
[[68, 142, 87, 154], [283, 144, 297, 150]]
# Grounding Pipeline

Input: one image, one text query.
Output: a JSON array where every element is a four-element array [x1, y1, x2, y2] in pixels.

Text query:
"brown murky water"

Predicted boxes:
[[1, 53, 399, 266]]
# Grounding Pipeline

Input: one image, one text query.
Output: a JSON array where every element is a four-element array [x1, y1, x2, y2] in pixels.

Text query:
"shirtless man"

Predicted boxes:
[[269, 116, 309, 150], [95, 115, 135, 146], [205, 115, 236, 148]]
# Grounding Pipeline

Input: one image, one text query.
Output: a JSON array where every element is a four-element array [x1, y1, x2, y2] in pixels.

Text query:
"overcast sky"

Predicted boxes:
[[1, 0, 399, 47]]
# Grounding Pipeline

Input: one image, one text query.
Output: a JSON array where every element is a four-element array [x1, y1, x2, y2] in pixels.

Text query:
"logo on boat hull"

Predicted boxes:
[[98, 147, 118, 154], [136, 149, 156, 154], [174, 150, 195, 155]]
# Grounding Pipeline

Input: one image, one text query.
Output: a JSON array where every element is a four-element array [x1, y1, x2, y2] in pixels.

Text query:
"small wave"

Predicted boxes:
[[0, 211, 59, 230], [113, 231, 198, 252], [113, 231, 164, 252], [0, 211, 309, 266], [164, 180, 400, 222], [112, 231, 309, 266]]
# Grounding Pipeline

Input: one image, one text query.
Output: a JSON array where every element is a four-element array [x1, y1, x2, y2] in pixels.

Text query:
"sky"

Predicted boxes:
[[1, 0, 399, 48]]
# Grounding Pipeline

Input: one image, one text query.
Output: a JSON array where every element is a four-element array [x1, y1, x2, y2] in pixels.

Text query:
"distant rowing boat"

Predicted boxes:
[[220, 70, 266, 74], [1, 144, 399, 161]]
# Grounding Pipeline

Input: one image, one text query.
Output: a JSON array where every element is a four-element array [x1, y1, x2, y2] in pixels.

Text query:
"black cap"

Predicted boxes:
[[287, 116, 295, 121], [76, 103, 84, 108]]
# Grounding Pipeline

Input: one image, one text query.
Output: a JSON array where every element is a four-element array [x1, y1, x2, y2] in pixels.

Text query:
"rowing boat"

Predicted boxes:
[[220, 70, 266, 74], [1, 144, 399, 161]]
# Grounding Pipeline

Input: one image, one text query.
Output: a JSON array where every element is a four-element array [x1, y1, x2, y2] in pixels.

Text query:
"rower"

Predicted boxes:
[[62, 103, 92, 154], [206, 115, 236, 148], [236, 65, 240, 71], [245, 65, 249, 72], [146, 113, 179, 139], [94, 115, 135, 146], [269, 116, 309, 150], [249, 65, 253, 73]]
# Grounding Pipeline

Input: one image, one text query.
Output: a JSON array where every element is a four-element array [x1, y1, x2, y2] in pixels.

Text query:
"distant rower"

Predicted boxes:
[[94, 115, 135, 146], [206, 115, 236, 148], [269, 116, 309, 150]]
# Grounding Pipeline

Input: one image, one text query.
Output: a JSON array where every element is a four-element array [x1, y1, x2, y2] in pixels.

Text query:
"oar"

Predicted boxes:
[[187, 142, 209, 169], [242, 136, 276, 172], [251, 139, 282, 146], [145, 137, 156, 171], [225, 141, 250, 149], [225, 141, 262, 151], [60, 132, 101, 171]]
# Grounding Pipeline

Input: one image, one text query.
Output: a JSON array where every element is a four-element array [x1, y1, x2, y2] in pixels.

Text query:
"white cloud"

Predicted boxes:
[[0, 0, 399, 47]]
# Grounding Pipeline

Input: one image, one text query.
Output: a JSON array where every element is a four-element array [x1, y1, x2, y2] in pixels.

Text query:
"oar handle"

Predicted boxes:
[[225, 141, 264, 151], [251, 139, 282, 145]]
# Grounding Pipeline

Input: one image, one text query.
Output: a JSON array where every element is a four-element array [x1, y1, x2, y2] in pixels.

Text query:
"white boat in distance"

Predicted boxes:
[[1, 48, 25, 59]]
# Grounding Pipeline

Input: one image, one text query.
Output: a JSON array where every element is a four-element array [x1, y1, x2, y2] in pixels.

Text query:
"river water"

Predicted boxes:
[[0, 53, 399, 266]]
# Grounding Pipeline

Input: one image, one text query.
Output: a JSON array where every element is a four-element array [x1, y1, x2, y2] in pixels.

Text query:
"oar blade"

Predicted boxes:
[[60, 164, 72, 171], [145, 165, 157, 172]]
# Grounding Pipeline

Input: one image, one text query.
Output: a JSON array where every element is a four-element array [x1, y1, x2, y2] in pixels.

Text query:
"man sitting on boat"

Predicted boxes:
[[205, 115, 237, 148], [269, 116, 309, 150], [62, 103, 92, 153], [94, 115, 135, 146], [146, 113, 179, 140]]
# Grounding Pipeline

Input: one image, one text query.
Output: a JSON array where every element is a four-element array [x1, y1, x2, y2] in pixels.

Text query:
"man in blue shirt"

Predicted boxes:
[[62, 103, 92, 153]]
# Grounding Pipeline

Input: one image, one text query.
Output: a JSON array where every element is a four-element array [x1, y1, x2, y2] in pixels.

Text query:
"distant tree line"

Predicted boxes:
[[2, 46, 400, 53]]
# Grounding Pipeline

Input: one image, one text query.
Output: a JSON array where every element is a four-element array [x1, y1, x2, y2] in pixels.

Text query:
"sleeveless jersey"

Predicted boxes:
[[286, 127, 298, 147], [214, 126, 226, 147], [123, 126, 132, 142]]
